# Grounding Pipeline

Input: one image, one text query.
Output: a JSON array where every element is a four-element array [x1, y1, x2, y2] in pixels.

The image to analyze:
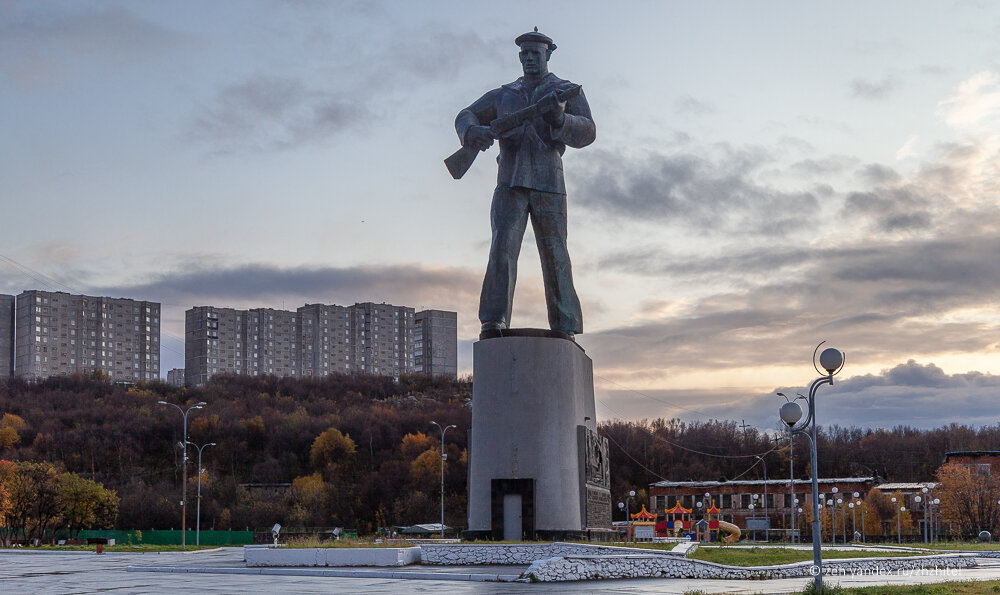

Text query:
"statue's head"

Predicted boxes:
[[515, 28, 555, 77]]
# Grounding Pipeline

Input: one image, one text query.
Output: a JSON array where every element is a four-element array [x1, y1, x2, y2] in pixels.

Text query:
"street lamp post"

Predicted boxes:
[[617, 490, 636, 543], [931, 498, 941, 541], [777, 391, 807, 544], [830, 486, 840, 544], [827, 500, 835, 544], [158, 400, 207, 550], [429, 421, 457, 538], [838, 498, 845, 543], [849, 502, 856, 541], [754, 455, 769, 542], [915, 495, 923, 543], [777, 343, 845, 593], [186, 441, 216, 547]]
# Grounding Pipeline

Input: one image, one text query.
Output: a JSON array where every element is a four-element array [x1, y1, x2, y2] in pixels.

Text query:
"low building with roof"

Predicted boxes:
[[648, 477, 877, 540]]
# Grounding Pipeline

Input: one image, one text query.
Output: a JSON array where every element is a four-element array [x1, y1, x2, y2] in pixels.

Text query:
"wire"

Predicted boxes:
[[0, 252, 185, 359], [597, 397, 777, 459]]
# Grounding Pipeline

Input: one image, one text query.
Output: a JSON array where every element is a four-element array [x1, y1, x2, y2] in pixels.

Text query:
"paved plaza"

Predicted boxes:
[[3, 548, 1000, 594]]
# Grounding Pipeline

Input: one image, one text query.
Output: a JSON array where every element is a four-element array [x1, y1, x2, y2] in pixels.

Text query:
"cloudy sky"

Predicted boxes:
[[2, 1, 1000, 431]]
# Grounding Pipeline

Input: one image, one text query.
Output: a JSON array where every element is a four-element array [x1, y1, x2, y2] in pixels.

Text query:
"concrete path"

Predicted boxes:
[[3, 547, 1000, 593]]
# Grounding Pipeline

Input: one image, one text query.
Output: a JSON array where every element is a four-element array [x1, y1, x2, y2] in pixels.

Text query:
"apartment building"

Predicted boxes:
[[298, 303, 354, 376], [13, 290, 160, 381], [0, 294, 13, 378], [414, 310, 457, 379], [166, 368, 185, 387], [184, 301, 446, 386], [351, 302, 413, 377]]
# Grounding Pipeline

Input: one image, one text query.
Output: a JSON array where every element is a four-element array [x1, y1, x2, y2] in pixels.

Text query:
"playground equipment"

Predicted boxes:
[[718, 520, 742, 543], [630, 505, 657, 541], [655, 499, 742, 542]]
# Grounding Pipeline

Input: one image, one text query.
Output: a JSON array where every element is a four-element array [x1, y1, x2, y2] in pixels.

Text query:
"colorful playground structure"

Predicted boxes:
[[651, 500, 741, 543]]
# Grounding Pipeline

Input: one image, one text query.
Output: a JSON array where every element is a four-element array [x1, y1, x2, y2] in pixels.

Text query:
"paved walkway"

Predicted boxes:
[[3, 547, 1000, 593]]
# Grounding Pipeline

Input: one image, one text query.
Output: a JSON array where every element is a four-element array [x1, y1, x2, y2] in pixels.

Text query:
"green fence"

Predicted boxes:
[[78, 529, 253, 546]]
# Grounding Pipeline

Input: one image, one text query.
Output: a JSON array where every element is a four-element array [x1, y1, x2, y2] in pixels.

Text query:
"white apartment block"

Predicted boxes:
[[184, 301, 425, 386], [13, 290, 160, 381]]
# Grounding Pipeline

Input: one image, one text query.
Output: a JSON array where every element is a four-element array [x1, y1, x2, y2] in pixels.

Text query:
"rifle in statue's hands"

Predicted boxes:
[[445, 84, 582, 180]]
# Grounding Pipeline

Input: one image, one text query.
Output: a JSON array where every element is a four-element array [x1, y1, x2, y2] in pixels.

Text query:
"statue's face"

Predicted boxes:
[[518, 42, 549, 76]]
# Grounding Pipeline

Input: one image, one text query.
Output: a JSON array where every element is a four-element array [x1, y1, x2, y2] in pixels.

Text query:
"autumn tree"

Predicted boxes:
[[935, 462, 1000, 538], [309, 428, 357, 475], [287, 473, 331, 527], [0, 460, 13, 545], [401, 432, 436, 459], [58, 472, 119, 538], [5, 461, 61, 544], [861, 489, 888, 537], [0, 413, 25, 451]]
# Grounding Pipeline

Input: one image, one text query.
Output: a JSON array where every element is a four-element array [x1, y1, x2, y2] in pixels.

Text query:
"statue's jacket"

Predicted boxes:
[[456, 72, 596, 195]]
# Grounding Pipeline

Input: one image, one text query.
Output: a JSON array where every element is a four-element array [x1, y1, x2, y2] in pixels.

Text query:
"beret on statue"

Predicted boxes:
[[515, 27, 556, 51]]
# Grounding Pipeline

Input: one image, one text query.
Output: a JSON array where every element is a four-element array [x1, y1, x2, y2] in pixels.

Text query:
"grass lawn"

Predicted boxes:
[[688, 546, 924, 567]]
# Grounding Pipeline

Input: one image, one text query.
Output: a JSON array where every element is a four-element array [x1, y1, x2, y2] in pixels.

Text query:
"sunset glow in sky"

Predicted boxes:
[[3, 1, 1000, 430]]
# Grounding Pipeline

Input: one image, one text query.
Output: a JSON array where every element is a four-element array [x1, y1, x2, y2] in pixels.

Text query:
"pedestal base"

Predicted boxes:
[[468, 333, 610, 539]]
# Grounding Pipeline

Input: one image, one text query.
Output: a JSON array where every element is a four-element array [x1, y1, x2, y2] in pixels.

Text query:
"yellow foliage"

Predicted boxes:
[[410, 448, 442, 486], [0, 414, 26, 432], [310, 427, 357, 472], [401, 432, 435, 459], [0, 427, 18, 451]]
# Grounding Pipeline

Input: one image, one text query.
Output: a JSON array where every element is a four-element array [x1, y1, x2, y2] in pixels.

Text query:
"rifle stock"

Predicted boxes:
[[445, 84, 582, 180], [444, 145, 481, 180]]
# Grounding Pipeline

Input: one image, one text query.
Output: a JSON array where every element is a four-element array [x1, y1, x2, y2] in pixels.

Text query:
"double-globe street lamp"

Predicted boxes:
[[186, 441, 216, 547], [778, 343, 845, 593], [618, 490, 636, 543], [429, 421, 457, 538], [778, 392, 808, 544], [158, 400, 207, 550]]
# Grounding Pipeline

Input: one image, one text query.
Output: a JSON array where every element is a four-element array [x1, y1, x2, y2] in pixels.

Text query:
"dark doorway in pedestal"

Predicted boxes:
[[491, 478, 534, 541]]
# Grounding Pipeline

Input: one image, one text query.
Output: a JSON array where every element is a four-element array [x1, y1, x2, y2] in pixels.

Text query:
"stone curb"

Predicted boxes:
[[126, 566, 522, 582], [420, 541, 678, 565], [522, 552, 978, 582]]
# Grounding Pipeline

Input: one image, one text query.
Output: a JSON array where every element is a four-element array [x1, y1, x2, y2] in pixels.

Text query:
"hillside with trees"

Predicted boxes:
[[2, 375, 1000, 537]]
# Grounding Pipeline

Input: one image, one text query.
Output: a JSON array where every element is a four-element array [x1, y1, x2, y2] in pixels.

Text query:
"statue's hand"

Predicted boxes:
[[464, 125, 495, 152], [541, 91, 566, 127]]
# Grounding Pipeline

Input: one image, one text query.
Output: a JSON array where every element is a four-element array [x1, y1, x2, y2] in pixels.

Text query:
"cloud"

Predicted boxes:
[[598, 361, 1000, 431], [850, 76, 899, 100], [937, 70, 1000, 126], [188, 75, 367, 152], [0, 4, 185, 87], [572, 146, 820, 235], [90, 261, 481, 312], [674, 95, 716, 116]]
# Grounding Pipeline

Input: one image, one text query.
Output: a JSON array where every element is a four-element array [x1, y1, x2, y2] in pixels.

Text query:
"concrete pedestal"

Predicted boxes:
[[467, 332, 610, 540]]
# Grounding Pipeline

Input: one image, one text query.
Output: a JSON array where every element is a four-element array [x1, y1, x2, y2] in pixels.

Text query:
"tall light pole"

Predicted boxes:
[[838, 497, 846, 543], [915, 495, 924, 543], [158, 400, 206, 550], [617, 490, 636, 543], [778, 391, 808, 544], [186, 441, 215, 547], [931, 498, 941, 541], [754, 455, 769, 542], [778, 343, 845, 593], [827, 499, 835, 544], [891, 497, 903, 543], [849, 502, 856, 540], [429, 421, 456, 537]]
